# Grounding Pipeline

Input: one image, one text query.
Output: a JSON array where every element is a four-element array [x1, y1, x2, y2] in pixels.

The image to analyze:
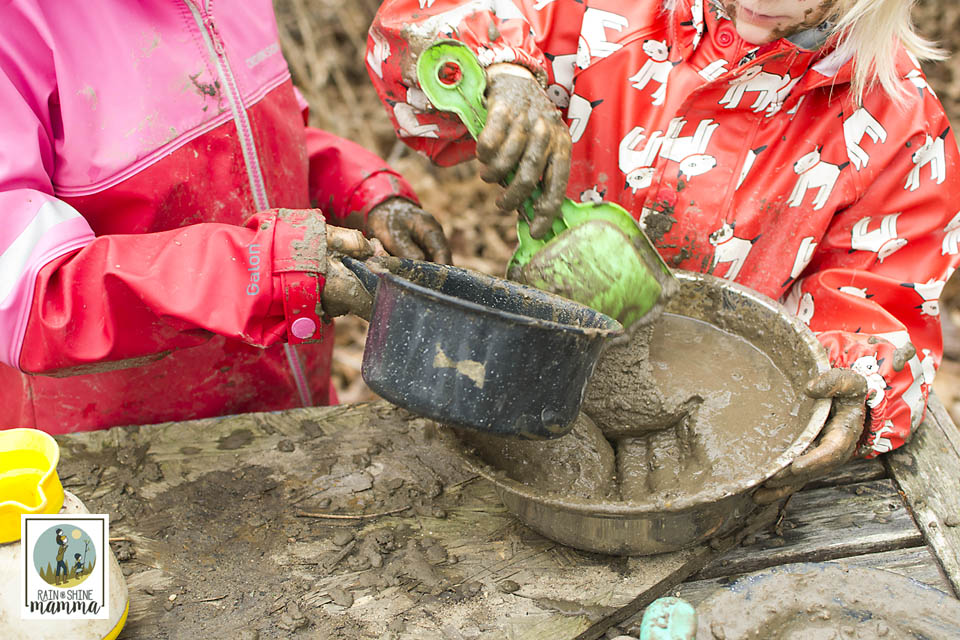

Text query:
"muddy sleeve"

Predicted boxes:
[[304, 126, 419, 224], [288, 86, 419, 226], [785, 92, 960, 457], [367, 0, 587, 166], [15, 208, 330, 374]]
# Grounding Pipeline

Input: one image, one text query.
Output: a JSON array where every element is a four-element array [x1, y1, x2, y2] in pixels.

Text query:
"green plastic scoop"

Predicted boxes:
[[416, 40, 675, 326]]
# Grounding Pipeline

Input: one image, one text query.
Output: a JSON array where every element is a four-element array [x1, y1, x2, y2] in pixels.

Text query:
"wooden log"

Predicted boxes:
[[887, 393, 960, 597]]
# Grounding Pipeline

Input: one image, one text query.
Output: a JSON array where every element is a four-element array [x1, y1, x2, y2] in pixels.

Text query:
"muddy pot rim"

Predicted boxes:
[[437, 270, 832, 516]]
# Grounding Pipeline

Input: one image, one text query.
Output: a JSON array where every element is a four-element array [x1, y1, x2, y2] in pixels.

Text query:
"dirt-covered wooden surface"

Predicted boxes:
[[55, 399, 957, 640], [58, 403, 703, 640], [888, 394, 960, 597]]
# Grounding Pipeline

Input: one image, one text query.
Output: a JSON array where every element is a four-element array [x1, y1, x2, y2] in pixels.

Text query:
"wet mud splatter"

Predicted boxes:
[[455, 412, 617, 500], [697, 563, 960, 639]]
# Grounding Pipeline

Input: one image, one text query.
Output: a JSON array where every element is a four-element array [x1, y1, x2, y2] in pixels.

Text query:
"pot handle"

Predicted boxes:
[[341, 256, 380, 295]]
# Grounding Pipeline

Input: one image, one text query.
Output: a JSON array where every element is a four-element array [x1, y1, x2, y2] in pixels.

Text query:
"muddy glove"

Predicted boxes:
[[366, 197, 451, 264], [319, 225, 384, 319], [476, 63, 571, 238], [754, 368, 867, 504]]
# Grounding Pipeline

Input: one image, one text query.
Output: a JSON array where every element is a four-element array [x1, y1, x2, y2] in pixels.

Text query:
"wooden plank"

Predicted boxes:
[[887, 393, 960, 597], [57, 402, 714, 640], [804, 457, 886, 489], [53, 399, 937, 640], [570, 503, 782, 640], [695, 479, 924, 580], [299, 478, 702, 640], [670, 546, 952, 609], [834, 546, 954, 592]]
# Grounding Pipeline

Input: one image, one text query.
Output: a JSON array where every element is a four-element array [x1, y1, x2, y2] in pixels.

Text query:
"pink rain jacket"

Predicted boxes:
[[0, 0, 416, 433], [369, 0, 960, 456]]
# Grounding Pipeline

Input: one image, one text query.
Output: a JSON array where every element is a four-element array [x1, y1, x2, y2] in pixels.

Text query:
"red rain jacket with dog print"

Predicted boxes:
[[368, 0, 960, 456], [0, 0, 416, 434]]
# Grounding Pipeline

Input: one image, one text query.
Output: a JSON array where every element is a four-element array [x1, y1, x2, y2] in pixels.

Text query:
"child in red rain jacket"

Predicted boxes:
[[0, 0, 450, 434], [367, 0, 960, 497]]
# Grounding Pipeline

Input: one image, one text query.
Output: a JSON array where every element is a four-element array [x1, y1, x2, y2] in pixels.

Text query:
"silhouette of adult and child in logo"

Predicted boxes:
[[33, 524, 96, 588]]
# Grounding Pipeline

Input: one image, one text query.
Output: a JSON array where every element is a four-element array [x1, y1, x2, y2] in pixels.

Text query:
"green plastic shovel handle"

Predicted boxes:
[[416, 40, 488, 140], [416, 41, 675, 285], [416, 41, 544, 254]]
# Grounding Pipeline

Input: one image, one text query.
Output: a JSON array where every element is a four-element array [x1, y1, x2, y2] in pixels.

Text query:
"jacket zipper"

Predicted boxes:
[[184, 0, 314, 408]]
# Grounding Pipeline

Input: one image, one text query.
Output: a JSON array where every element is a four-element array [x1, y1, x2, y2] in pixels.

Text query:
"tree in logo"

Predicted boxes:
[[33, 525, 97, 588]]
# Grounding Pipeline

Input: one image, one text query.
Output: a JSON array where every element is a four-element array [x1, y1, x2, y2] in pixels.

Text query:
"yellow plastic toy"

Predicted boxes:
[[0, 428, 129, 640], [0, 428, 65, 543]]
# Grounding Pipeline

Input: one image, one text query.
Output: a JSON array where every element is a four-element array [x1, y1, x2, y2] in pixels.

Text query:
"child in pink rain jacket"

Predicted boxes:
[[0, 0, 449, 433]]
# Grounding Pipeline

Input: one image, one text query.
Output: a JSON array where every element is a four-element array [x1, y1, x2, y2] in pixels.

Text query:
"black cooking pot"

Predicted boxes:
[[342, 257, 622, 439]]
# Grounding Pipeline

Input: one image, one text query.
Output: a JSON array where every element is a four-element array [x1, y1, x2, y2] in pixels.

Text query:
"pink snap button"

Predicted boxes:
[[291, 317, 317, 340], [716, 25, 735, 47]]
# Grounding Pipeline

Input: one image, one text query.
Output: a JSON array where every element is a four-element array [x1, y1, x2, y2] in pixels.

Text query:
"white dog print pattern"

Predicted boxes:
[[788, 148, 848, 211]]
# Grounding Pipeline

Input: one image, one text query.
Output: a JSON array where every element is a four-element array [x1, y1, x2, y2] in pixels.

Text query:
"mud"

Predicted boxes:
[[475, 70, 570, 233], [54, 408, 478, 639], [454, 412, 617, 500], [323, 258, 374, 319], [458, 311, 799, 505], [42, 351, 172, 377], [616, 313, 799, 501], [891, 341, 917, 372], [697, 562, 960, 639], [277, 208, 327, 272], [365, 197, 451, 264], [582, 323, 691, 438]]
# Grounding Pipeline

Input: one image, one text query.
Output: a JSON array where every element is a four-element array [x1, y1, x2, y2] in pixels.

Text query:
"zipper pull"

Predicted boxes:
[[203, 15, 225, 56]]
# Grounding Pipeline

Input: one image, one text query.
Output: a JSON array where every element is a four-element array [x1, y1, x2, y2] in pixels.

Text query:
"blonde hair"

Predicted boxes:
[[665, 0, 943, 103], [831, 0, 943, 103]]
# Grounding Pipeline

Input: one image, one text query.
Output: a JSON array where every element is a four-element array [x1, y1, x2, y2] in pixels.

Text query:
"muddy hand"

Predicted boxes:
[[754, 368, 867, 504], [321, 226, 377, 319], [476, 63, 571, 238], [326, 225, 376, 258], [366, 197, 451, 264]]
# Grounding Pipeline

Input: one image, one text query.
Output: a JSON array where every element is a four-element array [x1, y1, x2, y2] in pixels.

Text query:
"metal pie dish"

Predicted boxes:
[[437, 271, 832, 555]]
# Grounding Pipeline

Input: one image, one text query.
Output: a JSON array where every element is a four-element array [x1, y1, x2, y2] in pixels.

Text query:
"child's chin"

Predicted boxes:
[[733, 22, 778, 46]]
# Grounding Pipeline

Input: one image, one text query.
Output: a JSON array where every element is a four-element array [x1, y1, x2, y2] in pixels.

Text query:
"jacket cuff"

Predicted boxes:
[[264, 209, 328, 344], [279, 271, 326, 344], [345, 169, 419, 230]]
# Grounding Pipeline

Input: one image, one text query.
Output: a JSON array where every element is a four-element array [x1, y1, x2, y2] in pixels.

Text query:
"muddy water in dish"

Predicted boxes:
[[458, 311, 801, 504], [627, 312, 800, 501]]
